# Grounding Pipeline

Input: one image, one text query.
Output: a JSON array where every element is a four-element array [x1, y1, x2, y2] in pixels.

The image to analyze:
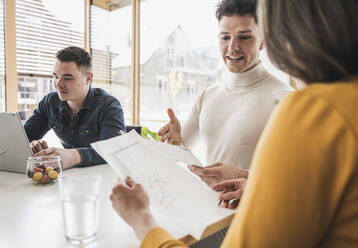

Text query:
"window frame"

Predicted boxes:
[[4, 0, 295, 124]]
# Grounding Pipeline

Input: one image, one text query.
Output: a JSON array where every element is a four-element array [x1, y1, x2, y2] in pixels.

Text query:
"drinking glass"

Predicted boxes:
[[59, 173, 102, 244]]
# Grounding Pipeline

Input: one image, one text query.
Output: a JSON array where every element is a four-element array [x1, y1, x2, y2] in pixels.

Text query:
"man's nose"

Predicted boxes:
[[228, 38, 240, 51], [55, 78, 64, 88]]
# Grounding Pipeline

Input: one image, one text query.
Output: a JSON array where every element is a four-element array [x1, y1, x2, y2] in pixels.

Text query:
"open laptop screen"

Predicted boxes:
[[0, 112, 33, 173]]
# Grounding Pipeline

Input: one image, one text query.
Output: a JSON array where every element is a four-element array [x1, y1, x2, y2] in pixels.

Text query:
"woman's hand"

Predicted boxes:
[[110, 176, 158, 241]]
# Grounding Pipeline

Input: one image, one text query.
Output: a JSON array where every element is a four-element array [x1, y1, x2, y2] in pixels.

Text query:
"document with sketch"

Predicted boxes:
[[91, 130, 234, 240]]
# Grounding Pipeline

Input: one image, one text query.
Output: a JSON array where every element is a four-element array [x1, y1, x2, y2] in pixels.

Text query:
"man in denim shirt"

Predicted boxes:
[[24, 46, 125, 169]]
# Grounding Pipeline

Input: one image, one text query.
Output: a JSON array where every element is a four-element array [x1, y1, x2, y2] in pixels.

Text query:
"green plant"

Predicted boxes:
[[141, 126, 160, 142]]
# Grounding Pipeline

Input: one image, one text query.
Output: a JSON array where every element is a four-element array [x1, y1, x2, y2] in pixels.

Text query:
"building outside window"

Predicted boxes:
[[91, 3, 133, 124], [133, 0, 221, 130]]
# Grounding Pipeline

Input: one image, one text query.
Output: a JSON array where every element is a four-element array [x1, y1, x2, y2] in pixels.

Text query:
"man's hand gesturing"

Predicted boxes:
[[158, 108, 182, 145]]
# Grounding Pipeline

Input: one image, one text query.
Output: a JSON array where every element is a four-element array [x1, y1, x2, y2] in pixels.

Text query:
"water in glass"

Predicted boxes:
[[62, 192, 100, 243]]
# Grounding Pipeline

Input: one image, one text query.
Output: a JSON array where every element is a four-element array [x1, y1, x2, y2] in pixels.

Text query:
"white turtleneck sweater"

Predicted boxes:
[[182, 62, 294, 169]]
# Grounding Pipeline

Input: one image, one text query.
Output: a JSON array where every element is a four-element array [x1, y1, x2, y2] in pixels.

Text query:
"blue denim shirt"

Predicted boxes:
[[24, 87, 126, 166]]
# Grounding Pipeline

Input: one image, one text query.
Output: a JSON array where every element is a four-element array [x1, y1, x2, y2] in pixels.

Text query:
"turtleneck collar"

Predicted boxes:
[[223, 62, 269, 92]]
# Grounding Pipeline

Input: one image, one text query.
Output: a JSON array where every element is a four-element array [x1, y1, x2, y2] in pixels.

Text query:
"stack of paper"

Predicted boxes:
[[91, 131, 234, 240]]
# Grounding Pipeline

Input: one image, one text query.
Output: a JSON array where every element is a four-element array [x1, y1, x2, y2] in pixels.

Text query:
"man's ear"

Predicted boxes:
[[86, 72, 93, 84], [259, 41, 264, 51]]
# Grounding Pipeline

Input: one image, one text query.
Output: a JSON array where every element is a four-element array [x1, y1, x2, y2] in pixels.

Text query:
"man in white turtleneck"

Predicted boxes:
[[158, 0, 293, 188]]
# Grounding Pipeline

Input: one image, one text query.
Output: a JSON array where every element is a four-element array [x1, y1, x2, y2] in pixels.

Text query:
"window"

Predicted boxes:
[[260, 49, 290, 85], [4, 0, 290, 125], [90, 4, 133, 125], [186, 79, 197, 97], [16, 0, 84, 120], [139, 0, 220, 130], [175, 56, 184, 68], [156, 77, 168, 95], [137, 0, 291, 131], [0, 0, 5, 112]]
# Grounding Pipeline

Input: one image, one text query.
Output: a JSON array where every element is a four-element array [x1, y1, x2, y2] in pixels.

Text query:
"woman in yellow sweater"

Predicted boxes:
[[110, 0, 358, 247]]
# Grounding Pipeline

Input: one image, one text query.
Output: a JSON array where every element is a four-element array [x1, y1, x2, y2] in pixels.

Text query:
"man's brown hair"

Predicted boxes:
[[56, 46, 92, 73], [216, 0, 258, 23]]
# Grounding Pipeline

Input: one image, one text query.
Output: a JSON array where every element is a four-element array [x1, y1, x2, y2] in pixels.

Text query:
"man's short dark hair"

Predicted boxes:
[[56, 46, 92, 72], [216, 0, 258, 22]]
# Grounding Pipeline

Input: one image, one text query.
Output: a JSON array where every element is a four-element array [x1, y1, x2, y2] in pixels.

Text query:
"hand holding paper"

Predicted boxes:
[[212, 178, 247, 209], [110, 176, 158, 241], [92, 131, 234, 240], [188, 162, 249, 187]]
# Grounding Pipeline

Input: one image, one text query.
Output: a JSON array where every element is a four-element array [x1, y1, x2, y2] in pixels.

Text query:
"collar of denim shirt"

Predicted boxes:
[[81, 86, 96, 112]]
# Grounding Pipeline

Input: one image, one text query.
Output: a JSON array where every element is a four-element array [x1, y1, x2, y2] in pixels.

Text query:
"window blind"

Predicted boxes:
[[90, 5, 112, 84], [15, 0, 84, 76]]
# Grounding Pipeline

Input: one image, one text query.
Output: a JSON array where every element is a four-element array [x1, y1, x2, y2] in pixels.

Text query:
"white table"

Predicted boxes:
[[0, 165, 140, 248]]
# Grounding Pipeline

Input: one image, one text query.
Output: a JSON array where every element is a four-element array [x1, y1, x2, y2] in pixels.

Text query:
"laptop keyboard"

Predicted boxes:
[[189, 226, 229, 248]]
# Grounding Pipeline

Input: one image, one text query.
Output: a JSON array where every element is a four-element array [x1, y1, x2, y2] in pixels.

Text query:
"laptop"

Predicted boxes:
[[0, 112, 33, 173], [189, 226, 229, 248]]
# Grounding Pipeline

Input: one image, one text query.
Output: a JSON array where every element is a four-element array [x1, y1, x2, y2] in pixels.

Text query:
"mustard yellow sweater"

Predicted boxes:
[[141, 79, 358, 248]]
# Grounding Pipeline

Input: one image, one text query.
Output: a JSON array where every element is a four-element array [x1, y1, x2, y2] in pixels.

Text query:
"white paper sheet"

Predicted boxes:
[[146, 139, 203, 167], [91, 131, 234, 240]]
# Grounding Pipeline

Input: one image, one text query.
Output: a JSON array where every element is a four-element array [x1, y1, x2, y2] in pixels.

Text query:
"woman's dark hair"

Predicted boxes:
[[261, 0, 358, 83], [216, 0, 258, 23], [56, 46, 92, 72]]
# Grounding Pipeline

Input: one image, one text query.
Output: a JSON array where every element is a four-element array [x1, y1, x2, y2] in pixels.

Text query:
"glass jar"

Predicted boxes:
[[26, 156, 62, 185]]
